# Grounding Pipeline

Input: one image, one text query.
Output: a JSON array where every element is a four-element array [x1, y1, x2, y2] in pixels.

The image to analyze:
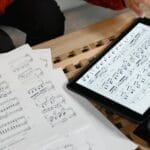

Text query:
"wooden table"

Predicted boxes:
[[33, 7, 150, 150]]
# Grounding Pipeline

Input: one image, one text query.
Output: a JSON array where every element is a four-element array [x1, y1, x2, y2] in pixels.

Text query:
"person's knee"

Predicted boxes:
[[0, 0, 65, 46], [26, 0, 65, 45], [38, 0, 65, 34], [0, 29, 15, 52]]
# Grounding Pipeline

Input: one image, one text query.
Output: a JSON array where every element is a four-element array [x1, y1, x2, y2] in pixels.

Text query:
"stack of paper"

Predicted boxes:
[[0, 44, 137, 150]]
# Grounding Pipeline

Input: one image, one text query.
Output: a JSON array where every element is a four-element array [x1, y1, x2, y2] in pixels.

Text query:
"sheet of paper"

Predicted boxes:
[[39, 125, 107, 150], [33, 48, 52, 69], [0, 65, 58, 150], [49, 68, 137, 150], [2, 45, 89, 137]]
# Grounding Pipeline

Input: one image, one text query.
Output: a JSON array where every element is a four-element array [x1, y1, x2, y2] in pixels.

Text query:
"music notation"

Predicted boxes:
[[41, 95, 76, 128], [0, 97, 23, 120], [1, 45, 87, 135], [7, 52, 77, 128], [32, 49, 52, 69], [77, 23, 150, 115], [0, 116, 30, 142], [0, 46, 63, 150], [0, 73, 31, 150]]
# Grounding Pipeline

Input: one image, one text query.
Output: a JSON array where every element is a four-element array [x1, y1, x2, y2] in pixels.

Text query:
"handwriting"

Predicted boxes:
[[8, 53, 77, 128]]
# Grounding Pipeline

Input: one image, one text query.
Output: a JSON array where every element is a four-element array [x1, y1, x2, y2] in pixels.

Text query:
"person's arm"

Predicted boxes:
[[86, 0, 126, 10], [124, 0, 150, 17], [0, 0, 14, 15], [86, 0, 150, 17]]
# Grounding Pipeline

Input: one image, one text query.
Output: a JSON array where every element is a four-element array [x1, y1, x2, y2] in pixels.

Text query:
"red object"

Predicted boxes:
[[0, 0, 14, 15], [86, 0, 126, 10], [0, 0, 125, 15]]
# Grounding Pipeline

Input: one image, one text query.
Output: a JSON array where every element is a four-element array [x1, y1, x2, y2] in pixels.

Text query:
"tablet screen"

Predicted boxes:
[[77, 23, 150, 115]]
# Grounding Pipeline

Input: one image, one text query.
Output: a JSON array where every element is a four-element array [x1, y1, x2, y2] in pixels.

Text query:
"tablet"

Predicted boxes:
[[67, 18, 150, 123]]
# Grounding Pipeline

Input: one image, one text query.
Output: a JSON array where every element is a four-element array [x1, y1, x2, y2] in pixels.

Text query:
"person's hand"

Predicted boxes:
[[124, 0, 150, 17]]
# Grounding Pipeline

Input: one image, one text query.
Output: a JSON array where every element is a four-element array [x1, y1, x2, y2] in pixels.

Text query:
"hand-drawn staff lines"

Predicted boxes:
[[7, 54, 78, 129], [9, 54, 33, 73], [0, 116, 31, 143], [46, 141, 95, 150]]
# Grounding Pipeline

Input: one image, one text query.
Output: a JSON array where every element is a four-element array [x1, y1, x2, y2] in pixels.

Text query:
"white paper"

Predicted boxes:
[[50, 68, 137, 150], [0, 66, 58, 150], [33, 48, 52, 69], [1, 45, 89, 137], [40, 125, 107, 150], [0, 45, 57, 150]]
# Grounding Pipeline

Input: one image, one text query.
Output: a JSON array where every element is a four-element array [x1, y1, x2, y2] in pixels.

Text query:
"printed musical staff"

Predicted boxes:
[[77, 23, 150, 114]]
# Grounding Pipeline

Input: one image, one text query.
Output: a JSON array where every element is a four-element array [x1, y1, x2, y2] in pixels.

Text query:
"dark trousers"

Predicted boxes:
[[0, 0, 65, 52]]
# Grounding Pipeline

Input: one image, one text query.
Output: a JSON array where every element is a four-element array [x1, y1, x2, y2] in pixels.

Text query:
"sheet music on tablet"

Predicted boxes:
[[77, 23, 150, 115]]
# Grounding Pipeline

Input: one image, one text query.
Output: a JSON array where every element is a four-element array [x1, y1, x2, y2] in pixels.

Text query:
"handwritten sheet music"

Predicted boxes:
[[2, 45, 89, 136], [0, 74, 31, 150], [0, 68, 59, 150], [77, 23, 150, 115], [33, 49, 52, 69], [0, 46, 56, 150], [43, 69, 137, 150]]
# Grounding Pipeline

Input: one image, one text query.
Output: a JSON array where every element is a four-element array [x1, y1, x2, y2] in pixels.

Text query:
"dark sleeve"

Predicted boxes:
[[0, 0, 14, 15]]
